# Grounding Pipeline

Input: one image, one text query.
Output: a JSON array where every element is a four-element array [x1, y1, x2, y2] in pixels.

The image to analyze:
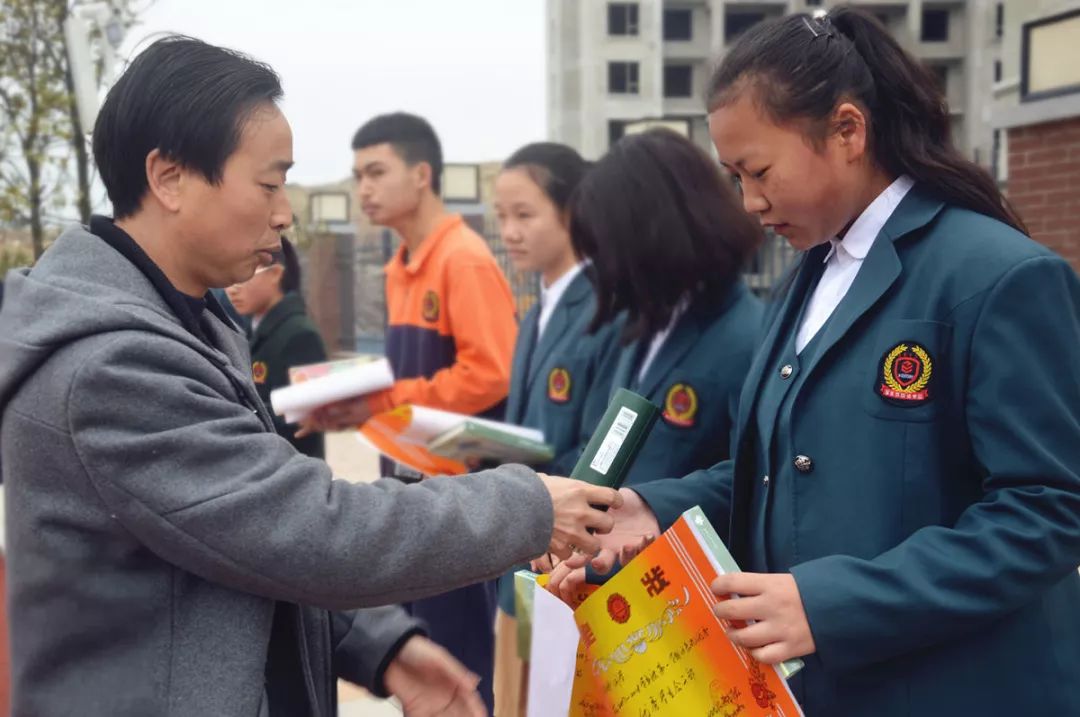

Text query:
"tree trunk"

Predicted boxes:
[[64, 60, 92, 224], [28, 155, 44, 259]]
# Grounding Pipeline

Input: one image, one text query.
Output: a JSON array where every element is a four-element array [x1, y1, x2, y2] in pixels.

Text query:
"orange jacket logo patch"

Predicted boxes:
[[422, 290, 440, 322]]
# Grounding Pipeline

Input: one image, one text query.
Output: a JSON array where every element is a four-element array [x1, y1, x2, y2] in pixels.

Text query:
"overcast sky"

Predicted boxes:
[[118, 0, 548, 186]]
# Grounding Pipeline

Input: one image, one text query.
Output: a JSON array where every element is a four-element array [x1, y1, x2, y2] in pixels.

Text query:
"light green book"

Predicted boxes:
[[683, 505, 805, 679], [513, 570, 540, 661], [427, 420, 555, 466], [570, 388, 660, 489]]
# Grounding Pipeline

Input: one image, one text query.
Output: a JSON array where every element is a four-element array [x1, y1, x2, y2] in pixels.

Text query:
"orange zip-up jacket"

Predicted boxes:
[[365, 214, 518, 418]]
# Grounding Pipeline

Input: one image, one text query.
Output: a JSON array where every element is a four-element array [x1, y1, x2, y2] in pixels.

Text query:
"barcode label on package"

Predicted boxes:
[[589, 407, 639, 476]]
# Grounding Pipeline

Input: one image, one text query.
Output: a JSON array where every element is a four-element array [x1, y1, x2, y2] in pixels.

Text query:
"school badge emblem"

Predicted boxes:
[[548, 367, 571, 403], [421, 290, 440, 322], [878, 342, 933, 404], [252, 361, 268, 385], [662, 383, 698, 427]]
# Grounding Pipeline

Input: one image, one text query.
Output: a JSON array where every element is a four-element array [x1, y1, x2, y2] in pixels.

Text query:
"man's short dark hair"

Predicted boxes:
[[93, 35, 283, 219], [351, 112, 443, 195]]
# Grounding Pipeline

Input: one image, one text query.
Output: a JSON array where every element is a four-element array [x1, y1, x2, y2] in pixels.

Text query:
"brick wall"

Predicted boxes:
[[1005, 116, 1080, 272]]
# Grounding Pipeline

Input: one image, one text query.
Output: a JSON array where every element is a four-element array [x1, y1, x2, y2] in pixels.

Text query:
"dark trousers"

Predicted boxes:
[[403, 580, 498, 713]]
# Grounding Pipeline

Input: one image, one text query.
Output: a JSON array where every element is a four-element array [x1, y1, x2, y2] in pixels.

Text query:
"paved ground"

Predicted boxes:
[[324, 432, 404, 717]]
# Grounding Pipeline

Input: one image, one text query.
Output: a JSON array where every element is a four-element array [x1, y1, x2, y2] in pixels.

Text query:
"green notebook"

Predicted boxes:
[[427, 421, 555, 465], [513, 570, 540, 661], [570, 388, 659, 489], [683, 505, 805, 679]]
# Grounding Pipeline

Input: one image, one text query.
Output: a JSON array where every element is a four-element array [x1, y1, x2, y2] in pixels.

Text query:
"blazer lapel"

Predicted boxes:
[[798, 188, 946, 382], [636, 309, 703, 399], [507, 307, 539, 424], [734, 249, 825, 444], [525, 273, 592, 393]]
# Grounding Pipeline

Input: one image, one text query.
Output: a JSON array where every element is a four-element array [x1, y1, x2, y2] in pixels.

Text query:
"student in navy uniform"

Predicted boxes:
[[490, 143, 623, 715], [556, 8, 1080, 716], [227, 237, 327, 458], [568, 129, 764, 488]]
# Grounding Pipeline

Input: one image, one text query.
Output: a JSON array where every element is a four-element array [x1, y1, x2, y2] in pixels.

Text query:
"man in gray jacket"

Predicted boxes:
[[0, 36, 620, 716]]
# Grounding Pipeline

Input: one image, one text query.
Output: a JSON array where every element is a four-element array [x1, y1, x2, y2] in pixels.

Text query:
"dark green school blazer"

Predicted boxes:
[[610, 282, 763, 487], [506, 270, 622, 475], [633, 186, 1080, 716], [250, 292, 327, 458]]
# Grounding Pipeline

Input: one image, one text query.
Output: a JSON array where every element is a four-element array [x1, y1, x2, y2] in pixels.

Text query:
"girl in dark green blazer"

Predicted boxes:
[[555, 7, 1080, 716], [227, 237, 327, 458], [569, 129, 764, 488], [491, 143, 622, 715]]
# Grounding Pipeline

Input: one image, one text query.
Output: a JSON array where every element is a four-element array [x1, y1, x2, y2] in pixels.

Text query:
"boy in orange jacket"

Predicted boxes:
[[308, 112, 517, 712]]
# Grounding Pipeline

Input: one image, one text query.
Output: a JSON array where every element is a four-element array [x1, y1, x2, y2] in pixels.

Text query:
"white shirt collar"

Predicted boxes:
[[537, 262, 585, 339], [540, 262, 584, 308], [824, 175, 915, 264]]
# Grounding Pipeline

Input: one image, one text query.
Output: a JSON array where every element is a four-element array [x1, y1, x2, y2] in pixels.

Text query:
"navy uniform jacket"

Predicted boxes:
[[634, 186, 1080, 716], [249, 292, 327, 458], [611, 282, 762, 487], [506, 270, 622, 475]]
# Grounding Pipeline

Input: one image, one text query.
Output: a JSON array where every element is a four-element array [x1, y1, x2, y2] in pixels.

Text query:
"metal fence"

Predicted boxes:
[[300, 227, 798, 355]]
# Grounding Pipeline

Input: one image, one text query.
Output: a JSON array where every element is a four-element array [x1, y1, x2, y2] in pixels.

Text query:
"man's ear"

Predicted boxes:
[[414, 161, 433, 192], [145, 149, 185, 212]]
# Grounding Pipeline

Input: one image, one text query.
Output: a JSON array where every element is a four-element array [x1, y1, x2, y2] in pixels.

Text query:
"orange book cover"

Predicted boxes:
[[569, 507, 804, 717], [358, 405, 467, 476]]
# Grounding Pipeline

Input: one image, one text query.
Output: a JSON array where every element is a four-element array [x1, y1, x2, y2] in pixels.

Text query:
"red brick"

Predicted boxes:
[[1031, 117, 1080, 136], [1026, 148, 1064, 166], [1005, 179, 1029, 196], [1044, 190, 1076, 207], [1027, 175, 1078, 194], [1008, 134, 1042, 153], [1008, 191, 1047, 208]]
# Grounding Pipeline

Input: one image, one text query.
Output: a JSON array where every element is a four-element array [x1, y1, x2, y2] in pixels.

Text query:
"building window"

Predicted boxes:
[[922, 8, 950, 42], [725, 12, 767, 44], [994, 59, 1003, 83], [725, 12, 767, 43], [995, 3, 1004, 39], [608, 3, 639, 36], [664, 64, 693, 98], [806, 0, 823, 6], [609, 62, 640, 94], [664, 9, 693, 41]]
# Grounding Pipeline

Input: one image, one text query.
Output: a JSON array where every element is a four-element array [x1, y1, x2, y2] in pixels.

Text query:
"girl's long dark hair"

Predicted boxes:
[[708, 6, 1026, 233], [570, 129, 762, 344]]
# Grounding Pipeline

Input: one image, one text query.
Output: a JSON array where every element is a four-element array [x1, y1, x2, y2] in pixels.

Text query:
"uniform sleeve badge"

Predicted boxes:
[[422, 290, 440, 322], [662, 383, 698, 427], [878, 342, 933, 404], [252, 361, 269, 385], [548, 367, 572, 403]]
